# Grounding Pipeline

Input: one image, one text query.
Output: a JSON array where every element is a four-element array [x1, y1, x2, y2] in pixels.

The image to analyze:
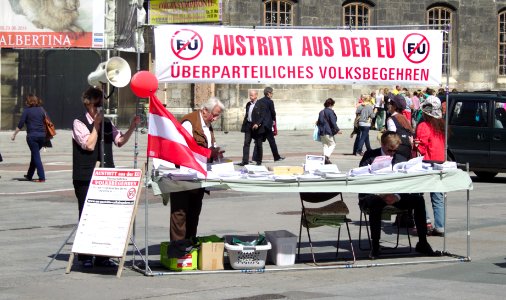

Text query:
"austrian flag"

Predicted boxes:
[[147, 95, 211, 176]]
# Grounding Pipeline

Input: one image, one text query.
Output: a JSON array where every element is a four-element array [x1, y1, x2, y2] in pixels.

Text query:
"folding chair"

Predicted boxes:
[[297, 192, 356, 265], [358, 205, 412, 252]]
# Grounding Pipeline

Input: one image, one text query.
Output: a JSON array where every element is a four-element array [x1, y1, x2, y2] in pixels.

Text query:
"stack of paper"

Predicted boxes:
[[272, 175, 297, 182], [211, 162, 235, 174], [393, 156, 426, 173], [348, 166, 371, 176], [433, 161, 458, 170], [166, 170, 198, 181], [370, 156, 393, 174], [153, 158, 177, 175], [244, 165, 269, 173], [304, 155, 325, 172], [313, 164, 344, 178]]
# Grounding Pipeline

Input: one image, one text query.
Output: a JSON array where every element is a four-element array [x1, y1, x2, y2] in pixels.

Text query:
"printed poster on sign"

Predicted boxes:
[[155, 25, 443, 85], [72, 168, 142, 258], [149, 0, 222, 24], [0, 0, 105, 48]]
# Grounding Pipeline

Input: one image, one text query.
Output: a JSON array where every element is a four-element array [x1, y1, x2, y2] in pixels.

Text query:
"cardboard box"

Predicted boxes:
[[271, 166, 304, 175], [160, 241, 198, 271], [198, 242, 224, 270]]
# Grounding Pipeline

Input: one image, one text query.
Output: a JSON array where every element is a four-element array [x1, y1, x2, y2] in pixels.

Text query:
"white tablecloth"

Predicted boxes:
[[151, 169, 473, 195]]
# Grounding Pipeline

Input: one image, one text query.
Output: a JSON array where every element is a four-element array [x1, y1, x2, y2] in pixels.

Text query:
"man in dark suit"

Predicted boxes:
[[359, 131, 439, 259], [238, 90, 266, 166], [252, 87, 284, 163]]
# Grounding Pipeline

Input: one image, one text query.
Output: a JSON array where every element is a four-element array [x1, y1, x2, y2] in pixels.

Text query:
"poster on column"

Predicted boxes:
[[154, 25, 443, 85], [0, 0, 105, 48], [72, 168, 143, 258]]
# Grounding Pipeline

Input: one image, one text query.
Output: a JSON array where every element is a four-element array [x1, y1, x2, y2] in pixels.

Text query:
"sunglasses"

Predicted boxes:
[[385, 147, 398, 153]]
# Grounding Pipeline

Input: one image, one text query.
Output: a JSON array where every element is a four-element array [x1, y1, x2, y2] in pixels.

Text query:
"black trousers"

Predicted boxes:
[[169, 188, 205, 241], [73, 180, 91, 220], [359, 193, 428, 244], [253, 129, 280, 161], [242, 124, 263, 164]]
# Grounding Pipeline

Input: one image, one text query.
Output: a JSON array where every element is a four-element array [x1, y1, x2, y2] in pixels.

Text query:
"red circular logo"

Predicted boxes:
[[403, 33, 430, 64], [171, 29, 203, 61], [127, 188, 136, 199]]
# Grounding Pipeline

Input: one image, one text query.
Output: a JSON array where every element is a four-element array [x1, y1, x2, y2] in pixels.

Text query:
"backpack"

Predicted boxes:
[[390, 115, 413, 159], [412, 109, 423, 125]]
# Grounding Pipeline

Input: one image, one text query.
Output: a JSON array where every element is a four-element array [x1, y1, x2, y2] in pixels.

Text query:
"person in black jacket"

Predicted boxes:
[[359, 131, 439, 259], [239, 90, 266, 166], [252, 87, 284, 163]]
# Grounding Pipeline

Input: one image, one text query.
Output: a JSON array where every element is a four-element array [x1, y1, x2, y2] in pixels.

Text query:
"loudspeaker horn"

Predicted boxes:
[[87, 57, 132, 88]]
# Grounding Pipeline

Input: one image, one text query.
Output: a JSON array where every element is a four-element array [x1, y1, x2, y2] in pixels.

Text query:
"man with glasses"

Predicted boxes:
[[170, 97, 225, 242], [252, 87, 285, 164], [358, 131, 439, 259]]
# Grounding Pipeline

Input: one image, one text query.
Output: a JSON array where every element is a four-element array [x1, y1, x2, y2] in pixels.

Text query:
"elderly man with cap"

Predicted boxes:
[[252, 87, 285, 164], [386, 94, 414, 160], [415, 95, 446, 237]]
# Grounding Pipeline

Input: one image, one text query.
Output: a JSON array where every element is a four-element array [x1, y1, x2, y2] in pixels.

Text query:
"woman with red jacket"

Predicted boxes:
[[415, 95, 446, 236]]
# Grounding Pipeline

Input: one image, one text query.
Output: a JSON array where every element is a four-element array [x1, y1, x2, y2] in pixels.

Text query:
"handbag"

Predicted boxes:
[[43, 138, 53, 148], [313, 125, 321, 142], [42, 108, 56, 139]]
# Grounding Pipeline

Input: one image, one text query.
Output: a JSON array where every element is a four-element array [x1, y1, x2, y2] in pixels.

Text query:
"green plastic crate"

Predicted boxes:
[[160, 241, 198, 271]]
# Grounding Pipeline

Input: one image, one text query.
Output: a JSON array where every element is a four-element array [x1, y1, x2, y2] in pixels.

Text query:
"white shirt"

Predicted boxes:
[[386, 112, 399, 132], [375, 93, 384, 108], [247, 101, 256, 122]]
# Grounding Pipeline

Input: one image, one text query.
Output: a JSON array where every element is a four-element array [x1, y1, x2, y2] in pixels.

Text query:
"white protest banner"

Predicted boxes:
[[155, 25, 443, 85], [71, 168, 142, 258]]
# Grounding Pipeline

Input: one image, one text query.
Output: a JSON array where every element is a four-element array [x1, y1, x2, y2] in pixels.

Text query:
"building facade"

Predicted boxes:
[[1, 0, 506, 130]]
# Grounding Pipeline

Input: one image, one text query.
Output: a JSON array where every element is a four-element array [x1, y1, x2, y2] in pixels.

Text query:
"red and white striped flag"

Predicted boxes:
[[147, 95, 210, 177]]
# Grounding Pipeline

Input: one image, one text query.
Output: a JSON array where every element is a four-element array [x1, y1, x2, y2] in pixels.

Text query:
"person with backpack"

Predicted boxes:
[[385, 94, 414, 159]]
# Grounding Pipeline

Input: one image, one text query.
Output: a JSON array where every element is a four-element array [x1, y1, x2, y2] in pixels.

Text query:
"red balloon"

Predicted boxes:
[[130, 71, 158, 98]]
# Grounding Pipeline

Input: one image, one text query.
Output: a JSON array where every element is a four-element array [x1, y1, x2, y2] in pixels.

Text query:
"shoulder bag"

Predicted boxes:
[[42, 108, 56, 139]]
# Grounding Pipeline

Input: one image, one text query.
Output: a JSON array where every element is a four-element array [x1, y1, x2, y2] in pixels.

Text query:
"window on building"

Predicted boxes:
[[343, 2, 371, 28], [427, 7, 453, 75], [499, 11, 506, 76], [264, 0, 294, 27]]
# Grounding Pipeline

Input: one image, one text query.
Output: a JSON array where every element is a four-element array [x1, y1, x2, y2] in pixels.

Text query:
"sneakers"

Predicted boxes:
[[82, 259, 93, 268], [96, 258, 116, 267], [369, 241, 381, 259], [369, 248, 380, 260], [430, 228, 445, 237], [415, 242, 442, 256]]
